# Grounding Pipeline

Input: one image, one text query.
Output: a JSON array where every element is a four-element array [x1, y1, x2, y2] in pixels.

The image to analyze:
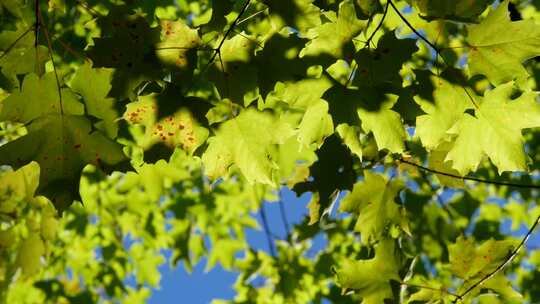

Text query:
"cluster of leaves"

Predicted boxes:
[[1, 0, 540, 303]]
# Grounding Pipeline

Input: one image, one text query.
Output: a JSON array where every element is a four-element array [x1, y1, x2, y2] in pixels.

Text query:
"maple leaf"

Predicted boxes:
[[353, 31, 418, 86], [123, 89, 210, 155], [336, 124, 363, 160], [265, 0, 321, 34], [0, 73, 127, 211], [335, 239, 402, 304], [449, 237, 521, 301], [427, 141, 464, 188], [407, 0, 493, 22], [86, 8, 161, 99], [0, 73, 84, 122], [207, 34, 258, 105], [70, 63, 118, 138], [155, 20, 200, 80], [340, 171, 409, 244], [414, 70, 473, 150], [202, 108, 294, 185], [324, 85, 407, 153], [302, 0, 365, 65], [466, 0, 540, 85], [293, 135, 356, 224], [296, 100, 334, 151], [446, 82, 540, 174], [255, 32, 310, 96]]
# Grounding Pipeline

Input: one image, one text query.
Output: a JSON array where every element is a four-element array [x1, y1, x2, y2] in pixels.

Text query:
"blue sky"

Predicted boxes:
[[148, 188, 314, 304]]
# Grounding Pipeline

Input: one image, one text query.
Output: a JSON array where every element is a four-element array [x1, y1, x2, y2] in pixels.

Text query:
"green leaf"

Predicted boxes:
[[265, 0, 321, 34], [202, 108, 294, 185], [16, 234, 45, 276], [302, 0, 365, 65], [335, 239, 401, 304], [130, 243, 165, 287], [449, 236, 521, 300], [323, 85, 407, 153], [207, 34, 258, 105], [353, 31, 418, 86], [356, 90, 407, 153], [296, 100, 334, 150], [70, 63, 118, 138], [340, 171, 409, 243], [206, 239, 245, 271], [336, 124, 363, 160], [414, 71, 472, 150], [446, 82, 540, 174], [427, 141, 464, 188], [0, 72, 84, 123], [408, 0, 493, 22], [467, 0, 540, 85], [0, 161, 40, 201]]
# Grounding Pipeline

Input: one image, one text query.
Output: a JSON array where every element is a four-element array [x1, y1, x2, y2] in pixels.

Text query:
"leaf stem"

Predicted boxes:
[[37, 3, 64, 115]]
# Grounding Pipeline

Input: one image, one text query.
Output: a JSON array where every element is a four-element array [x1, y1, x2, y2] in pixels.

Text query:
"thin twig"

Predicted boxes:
[[398, 158, 540, 189], [34, 0, 40, 47], [388, 0, 439, 53], [231, 29, 263, 49], [259, 204, 276, 257], [388, 0, 481, 109], [236, 7, 268, 26], [278, 196, 291, 242], [75, 0, 102, 17], [415, 167, 460, 231], [454, 213, 540, 302], [400, 281, 462, 301], [204, 0, 252, 71], [154, 46, 214, 51], [364, 1, 390, 48]]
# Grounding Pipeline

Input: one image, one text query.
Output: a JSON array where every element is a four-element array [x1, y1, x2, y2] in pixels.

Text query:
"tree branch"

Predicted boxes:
[[453, 213, 540, 302], [399, 158, 540, 189], [364, 1, 390, 49], [205, 0, 252, 70], [278, 194, 291, 243], [259, 204, 276, 257], [388, 0, 440, 53]]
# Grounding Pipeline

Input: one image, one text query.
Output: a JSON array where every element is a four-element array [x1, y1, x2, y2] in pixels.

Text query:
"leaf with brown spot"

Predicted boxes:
[[0, 114, 127, 213]]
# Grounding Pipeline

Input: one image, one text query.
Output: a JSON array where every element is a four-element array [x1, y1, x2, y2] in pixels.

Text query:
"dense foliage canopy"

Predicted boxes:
[[2, 0, 540, 303]]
